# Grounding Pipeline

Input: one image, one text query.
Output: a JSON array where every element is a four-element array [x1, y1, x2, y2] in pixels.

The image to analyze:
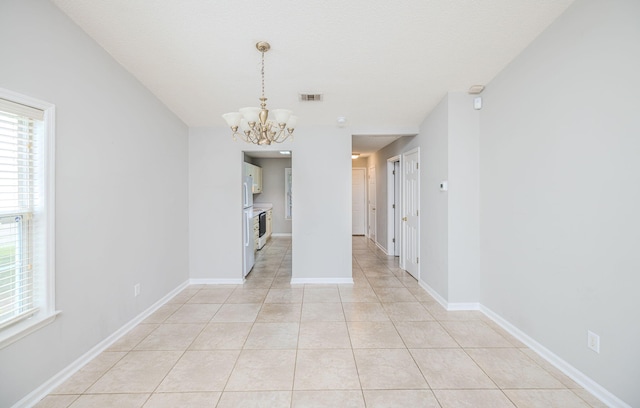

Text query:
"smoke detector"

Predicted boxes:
[[468, 85, 485, 95]]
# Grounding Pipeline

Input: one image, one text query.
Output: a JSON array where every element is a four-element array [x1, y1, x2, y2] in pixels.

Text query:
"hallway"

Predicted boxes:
[[36, 237, 603, 407]]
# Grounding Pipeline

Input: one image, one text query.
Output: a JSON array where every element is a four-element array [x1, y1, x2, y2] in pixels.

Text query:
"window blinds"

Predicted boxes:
[[0, 98, 42, 329]]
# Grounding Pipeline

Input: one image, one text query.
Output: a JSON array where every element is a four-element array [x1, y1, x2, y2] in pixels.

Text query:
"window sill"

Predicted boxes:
[[0, 311, 61, 350]]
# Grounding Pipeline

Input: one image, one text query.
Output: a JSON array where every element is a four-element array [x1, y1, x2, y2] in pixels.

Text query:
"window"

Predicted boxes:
[[0, 89, 55, 348]]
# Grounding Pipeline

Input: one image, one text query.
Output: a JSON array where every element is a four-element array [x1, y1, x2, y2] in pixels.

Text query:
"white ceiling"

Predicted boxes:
[[52, 0, 574, 153], [352, 135, 408, 158]]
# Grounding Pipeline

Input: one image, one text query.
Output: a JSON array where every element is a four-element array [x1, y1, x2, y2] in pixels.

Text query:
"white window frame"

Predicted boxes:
[[0, 88, 57, 349]]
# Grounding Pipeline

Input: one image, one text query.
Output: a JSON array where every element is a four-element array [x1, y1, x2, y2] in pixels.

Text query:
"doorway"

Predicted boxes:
[[368, 165, 376, 242], [242, 151, 293, 282], [352, 168, 367, 235]]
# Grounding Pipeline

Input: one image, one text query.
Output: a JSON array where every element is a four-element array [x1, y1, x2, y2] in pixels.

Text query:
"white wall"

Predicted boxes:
[[479, 0, 640, 405], [189, 127, 245, 282], [447, 93, 480, 303], [0, 1, 189, 406], [292, 127, 352, 281], [254, 158, 292, 234], [189, 126, 352, 283], [417, 96, 450, 299]]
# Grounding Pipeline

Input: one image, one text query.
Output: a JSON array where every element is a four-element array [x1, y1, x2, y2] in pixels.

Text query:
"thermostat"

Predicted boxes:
[[473, 96, 482, 110]]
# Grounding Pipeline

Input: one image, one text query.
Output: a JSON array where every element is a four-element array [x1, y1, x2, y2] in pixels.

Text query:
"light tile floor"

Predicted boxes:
[[36, 237, 607, 408]]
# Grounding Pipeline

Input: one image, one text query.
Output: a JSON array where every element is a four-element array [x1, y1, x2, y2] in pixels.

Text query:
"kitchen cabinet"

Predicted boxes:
[[253, 214, 259, 252], [254, 166, 263, 193], [266, 209, 272, 239], [244, 162, 263, 194]]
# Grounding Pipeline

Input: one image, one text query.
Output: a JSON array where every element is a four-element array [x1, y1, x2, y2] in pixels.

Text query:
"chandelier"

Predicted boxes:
[[222, 41, 297, 145]]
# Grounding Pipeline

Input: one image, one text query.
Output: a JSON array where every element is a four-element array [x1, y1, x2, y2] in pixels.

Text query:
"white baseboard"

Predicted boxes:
[[290, 277, 354, 285], [189, 278, 244, 285], [13, 280, 190, 408], [481, 305, 631, 408], [271, 233, 292, 237], [447, 302, 480, 311], [375, 241, 389, 255], [417, 280, 479, 311], [418, 280, 448, 309], [418, 281, 626, 407]]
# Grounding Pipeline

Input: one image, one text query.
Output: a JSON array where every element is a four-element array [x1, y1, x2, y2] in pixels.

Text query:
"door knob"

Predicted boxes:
[[402, 217, 407, 221]]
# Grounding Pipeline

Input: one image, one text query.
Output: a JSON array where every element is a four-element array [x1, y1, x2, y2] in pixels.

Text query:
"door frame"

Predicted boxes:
[[352, 167, 367, 235], [386, 155, 401, 256]]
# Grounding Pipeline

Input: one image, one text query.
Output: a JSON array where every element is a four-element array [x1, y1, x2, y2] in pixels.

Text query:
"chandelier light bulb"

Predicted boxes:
[[286, 115, 298, 129], [222, 112, 242, 128], [239, 107, 260, 124], [271, 109, 292, 125]]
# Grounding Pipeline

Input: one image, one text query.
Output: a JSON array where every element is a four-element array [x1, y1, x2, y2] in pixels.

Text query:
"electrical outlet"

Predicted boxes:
[[134, 283, 141, 297], [587, 330, 600, 353]]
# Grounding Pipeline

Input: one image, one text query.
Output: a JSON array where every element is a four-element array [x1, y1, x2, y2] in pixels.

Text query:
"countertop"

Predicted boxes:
[[253, 203, 273, 210], [251, 203, 272, 217]]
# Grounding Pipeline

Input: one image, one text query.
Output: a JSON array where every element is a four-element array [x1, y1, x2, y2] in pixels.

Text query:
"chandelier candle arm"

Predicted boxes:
[[221, 41, 296, 145], [240, 118, 251, 133]]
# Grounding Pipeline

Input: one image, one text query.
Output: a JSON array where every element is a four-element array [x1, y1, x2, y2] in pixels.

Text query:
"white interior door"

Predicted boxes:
[[402, 148, 420, 279], [387, 157, 401, 256], [352, 168, 366, 235], [368, 166, 376, 241], [394, 160, 401, 256]]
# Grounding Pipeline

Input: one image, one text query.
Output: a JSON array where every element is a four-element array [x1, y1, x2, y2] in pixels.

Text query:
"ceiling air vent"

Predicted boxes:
[[299, 93, 323, 102]]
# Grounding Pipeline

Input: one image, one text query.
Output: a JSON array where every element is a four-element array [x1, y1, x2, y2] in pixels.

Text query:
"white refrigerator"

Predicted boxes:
[[242, 176, 255, 277]]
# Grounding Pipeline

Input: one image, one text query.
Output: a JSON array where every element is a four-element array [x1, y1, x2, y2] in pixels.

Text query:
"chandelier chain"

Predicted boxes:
[[261, 51, 265, 99]]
